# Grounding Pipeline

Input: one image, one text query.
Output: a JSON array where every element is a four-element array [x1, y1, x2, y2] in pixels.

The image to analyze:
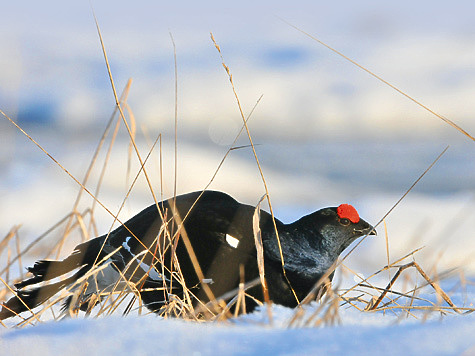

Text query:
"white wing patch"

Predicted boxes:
[[122, 237, 132, 254], [225, 234, 239, 248], [122, 237, 162, 282]]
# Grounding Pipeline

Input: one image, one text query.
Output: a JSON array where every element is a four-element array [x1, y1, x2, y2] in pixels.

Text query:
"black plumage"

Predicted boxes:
[[0, 190, 376, 319]]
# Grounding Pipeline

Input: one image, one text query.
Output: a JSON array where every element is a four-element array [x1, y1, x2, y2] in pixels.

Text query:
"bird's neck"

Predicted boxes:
[[262, 226, 339, 279]]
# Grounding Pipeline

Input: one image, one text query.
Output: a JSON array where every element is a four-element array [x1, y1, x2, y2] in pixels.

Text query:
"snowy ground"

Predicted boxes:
[[1, 295, 474, 356]]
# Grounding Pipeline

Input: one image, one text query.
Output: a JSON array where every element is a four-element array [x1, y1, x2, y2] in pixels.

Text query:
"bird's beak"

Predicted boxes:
[[368, 227, 377, 236], [354, 221, 377, 236]]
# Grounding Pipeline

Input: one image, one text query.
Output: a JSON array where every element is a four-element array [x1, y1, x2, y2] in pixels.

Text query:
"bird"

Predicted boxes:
[[0, 190, 376, 320]]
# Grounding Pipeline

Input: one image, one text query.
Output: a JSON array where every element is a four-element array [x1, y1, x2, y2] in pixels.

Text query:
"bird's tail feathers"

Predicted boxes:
[[14, 248, 86, 288], [0, 240, 100, 320], [0, 268, 87, 320]]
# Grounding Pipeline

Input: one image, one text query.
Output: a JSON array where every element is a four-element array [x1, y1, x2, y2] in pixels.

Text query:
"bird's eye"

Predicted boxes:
[[340, 218, 351, 226]]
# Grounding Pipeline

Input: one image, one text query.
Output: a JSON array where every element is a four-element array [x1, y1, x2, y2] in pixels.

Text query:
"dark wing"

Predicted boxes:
[[115, 190, 283, 308], [109, 190, 280, 268], [0, 190, 283, 319]]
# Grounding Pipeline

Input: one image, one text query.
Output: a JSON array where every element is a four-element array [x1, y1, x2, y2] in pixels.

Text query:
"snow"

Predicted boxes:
[[1, 301, 475, 356]]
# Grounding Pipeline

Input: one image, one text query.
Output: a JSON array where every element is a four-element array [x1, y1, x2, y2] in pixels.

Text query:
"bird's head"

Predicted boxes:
[[310, 204, 376, 255], [262, 203, 376, 276]]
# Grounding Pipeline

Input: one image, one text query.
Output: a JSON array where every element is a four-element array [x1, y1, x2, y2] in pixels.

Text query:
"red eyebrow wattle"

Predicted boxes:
[[337, 204, 360, 223]]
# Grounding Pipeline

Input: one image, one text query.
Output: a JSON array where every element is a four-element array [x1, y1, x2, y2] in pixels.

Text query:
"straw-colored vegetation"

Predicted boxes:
[[1, 24, 474, 330]]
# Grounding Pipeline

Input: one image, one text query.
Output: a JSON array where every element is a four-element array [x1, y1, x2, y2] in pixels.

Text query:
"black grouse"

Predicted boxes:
[[0, 190, 376, 319]]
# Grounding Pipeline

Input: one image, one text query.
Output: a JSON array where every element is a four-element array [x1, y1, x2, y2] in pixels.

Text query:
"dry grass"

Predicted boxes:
[[1, 22, 474, 330]]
